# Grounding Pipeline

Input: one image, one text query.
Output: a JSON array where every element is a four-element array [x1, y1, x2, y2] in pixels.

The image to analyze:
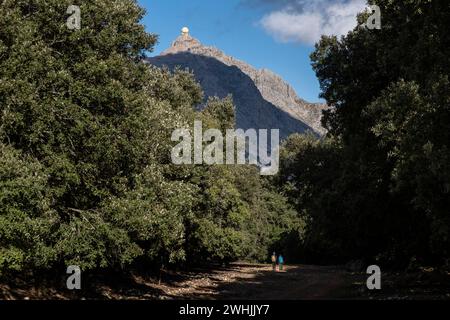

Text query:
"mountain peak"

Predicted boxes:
[[162, 27, 203, 55], [152, 30, 327, 136]]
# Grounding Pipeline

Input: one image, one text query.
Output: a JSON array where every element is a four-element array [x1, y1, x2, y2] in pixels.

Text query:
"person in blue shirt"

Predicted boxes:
[[278, 254, 284, 271]]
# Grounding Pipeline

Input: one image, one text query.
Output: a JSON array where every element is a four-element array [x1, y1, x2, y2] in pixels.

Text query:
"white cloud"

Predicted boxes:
[[260, 0, 367, 46]]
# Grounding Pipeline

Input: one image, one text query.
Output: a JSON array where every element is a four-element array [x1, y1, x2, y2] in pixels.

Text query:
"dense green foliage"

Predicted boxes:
[[0, 0, 302, 276], [3, 0, 446, 278], [276, 0, 450, 267]]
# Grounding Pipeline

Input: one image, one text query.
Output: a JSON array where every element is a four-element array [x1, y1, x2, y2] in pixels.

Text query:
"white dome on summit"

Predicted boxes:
[[181, 27, 189, 34]]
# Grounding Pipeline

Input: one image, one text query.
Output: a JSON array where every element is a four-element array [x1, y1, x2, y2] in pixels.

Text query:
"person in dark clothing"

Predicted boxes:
[[271, 252, 277, 271]]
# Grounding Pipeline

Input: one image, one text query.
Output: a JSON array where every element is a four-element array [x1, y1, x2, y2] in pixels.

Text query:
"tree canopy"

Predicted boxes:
[[0, 0, 303, 276], [276, 0, 450, 267]]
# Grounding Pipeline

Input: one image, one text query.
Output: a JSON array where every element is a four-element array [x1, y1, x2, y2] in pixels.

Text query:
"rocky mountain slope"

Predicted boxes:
[[147, 29, 327, 138]]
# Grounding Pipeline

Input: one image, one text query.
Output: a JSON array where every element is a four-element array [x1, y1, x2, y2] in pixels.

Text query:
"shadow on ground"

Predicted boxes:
[[175, 264, 364, 300]]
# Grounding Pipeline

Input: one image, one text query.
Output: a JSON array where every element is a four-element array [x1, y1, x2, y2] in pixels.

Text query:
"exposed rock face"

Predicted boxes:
[[147, 31, 327, 137], [252, 69, 327, 136]]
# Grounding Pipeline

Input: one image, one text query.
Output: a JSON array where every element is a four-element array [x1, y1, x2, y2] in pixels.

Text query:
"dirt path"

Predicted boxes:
[[2, 263, 449, 300], [131, 263, 364, 300]]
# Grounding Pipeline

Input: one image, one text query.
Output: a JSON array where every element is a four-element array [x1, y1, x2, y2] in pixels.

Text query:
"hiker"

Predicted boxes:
[[271, 252, 277, 271], [278, 254, 284, 271]]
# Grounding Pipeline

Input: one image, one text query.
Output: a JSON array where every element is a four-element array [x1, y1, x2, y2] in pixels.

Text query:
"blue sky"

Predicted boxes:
[[138, 0, 367, 103]]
